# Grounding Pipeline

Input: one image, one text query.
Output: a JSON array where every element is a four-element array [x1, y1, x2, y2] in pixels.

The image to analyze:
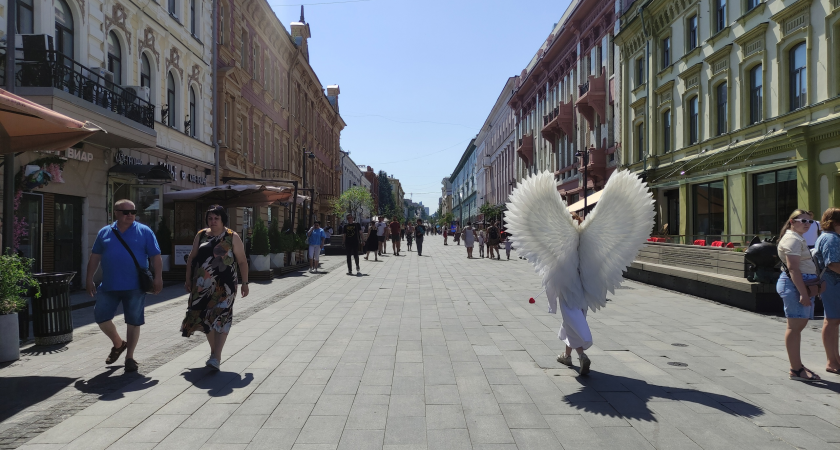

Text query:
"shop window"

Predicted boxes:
[[665, 189, 680, 236], [112, 185, 161, 239], [789, 43, 807, 111], [55, 0, 74, 61], [18, 0, 34, 34], [107, 32, 122, 84], [693, 181, 724, 237], [753, 168, 797, 235], [749, 65, 762, 124]]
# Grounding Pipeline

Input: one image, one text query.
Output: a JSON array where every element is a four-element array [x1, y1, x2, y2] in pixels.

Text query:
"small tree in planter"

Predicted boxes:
[[0, 253, 40, 362], [156, 218, 173, 271], [250, 218, 271, 271], [269, 219, 284, 269]]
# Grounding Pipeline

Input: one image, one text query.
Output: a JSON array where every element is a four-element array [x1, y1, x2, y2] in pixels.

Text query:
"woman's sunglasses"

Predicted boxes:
[[119, 209, 137, 215], [792, 218, 815, 224]]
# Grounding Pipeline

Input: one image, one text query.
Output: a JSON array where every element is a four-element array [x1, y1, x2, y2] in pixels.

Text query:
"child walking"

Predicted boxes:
[[504, 237, 512, 260]]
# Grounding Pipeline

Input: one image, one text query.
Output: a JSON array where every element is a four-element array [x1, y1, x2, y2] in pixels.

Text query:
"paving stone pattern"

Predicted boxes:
[[3, 235, 840, 449]]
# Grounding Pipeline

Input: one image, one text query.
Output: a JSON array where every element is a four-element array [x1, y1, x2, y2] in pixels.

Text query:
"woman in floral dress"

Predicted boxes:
[[181, 205, 249, 370]]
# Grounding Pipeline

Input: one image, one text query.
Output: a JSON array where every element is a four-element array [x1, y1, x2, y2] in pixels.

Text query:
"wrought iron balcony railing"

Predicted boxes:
[[2, 49, 155, 128], [579, 81, 590, 97]]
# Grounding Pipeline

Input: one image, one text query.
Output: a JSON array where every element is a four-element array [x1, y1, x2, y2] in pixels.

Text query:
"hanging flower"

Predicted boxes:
[[12, 216, 28, 253], [44, 163, 64, 183]]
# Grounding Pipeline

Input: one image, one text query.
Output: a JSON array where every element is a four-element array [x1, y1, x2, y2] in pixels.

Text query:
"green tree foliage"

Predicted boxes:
[[251, 218, 270, 256], [0, 252, 40, 315], [269, 218, 283, 253], [377, 170, 394, 214], [332, 186, 375, 222], [437, 212, 455, 228], [479, 203, 503, 223], [155, 218, 172, 255]]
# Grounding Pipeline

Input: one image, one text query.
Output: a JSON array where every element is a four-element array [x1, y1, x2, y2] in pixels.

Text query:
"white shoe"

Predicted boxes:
[[206, 357, 220, 371], [557, 354, 573, 366], [578, 354, 591, 376]]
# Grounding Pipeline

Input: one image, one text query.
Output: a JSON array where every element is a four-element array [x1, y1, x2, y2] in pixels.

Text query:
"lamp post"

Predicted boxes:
[[575, 147, 590, 218], [302, 147, 315, 229]]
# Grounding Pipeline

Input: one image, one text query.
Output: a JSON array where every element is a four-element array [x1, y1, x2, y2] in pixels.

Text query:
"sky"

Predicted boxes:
[[269, 0, 574, 212]]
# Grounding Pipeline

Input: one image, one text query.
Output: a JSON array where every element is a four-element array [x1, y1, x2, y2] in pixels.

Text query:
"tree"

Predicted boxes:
[[377, 170, 394, 214], [437, 212, 455, 228], [479, 203, 503, 224], [332, 186, 375, 223], [251, 218, 270, 256]]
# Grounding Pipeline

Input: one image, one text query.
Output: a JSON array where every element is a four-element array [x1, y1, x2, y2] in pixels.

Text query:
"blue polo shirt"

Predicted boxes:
[[308, 228, 326, 245], [92, 221, 161, 291]]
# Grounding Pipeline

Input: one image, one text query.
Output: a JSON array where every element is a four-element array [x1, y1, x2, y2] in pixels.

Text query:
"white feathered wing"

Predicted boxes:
[[505, 172, 582, 314], [577, 170, 655, 311]]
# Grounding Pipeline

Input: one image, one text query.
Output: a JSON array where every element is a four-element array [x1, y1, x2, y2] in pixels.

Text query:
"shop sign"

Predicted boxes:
[[114, 150, 144, 166], [65, 148, 93, 162], [114, 150, 207, 185], [158, 162, 177, 179], [174, 245, 193, 265]]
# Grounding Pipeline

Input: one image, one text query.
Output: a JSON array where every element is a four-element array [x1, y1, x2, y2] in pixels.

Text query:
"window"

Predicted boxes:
[[169, 0, 177, 17], [107, 32, 122, 84], [166, 72, 176, 128], [789, 43, 807, 111], [662, 110, 671, 152], [190, 0, 196, 35], [688, 15, 698, 51], [688, 96, 699, 144], [753, 168, 797, 234], [715, 0, 726, 33], [662, 37, 671, 69], [54, 0, 74, 62], [747, 0, 760, 11], [636, 122, 645, 162], [140, 54, 151, 89], [693, 181, 725, 237], [716, 82, 727, 136], [636, 58, 645, 87], [750, 65, 762, 124], [17, 0, 34, 34], [188, 87, 196, 138]]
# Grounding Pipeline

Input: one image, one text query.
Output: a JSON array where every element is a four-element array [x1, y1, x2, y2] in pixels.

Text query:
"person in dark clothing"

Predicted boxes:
[[343, 214, 362, 275], [415, 218, 426, 256], [364, 222, 380, 261]]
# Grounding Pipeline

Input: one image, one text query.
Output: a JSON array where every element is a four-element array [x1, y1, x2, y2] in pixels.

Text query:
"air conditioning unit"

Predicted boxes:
[[96, 68, 114, 86], [121, 85, 151, 103], [15, 34, 54, 61]]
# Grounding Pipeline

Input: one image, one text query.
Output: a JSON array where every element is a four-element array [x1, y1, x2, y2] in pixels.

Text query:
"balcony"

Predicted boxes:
[[541, 100, 574, 142], [576, 146, 607, 187], [575, 68, 607, 131], [516, 134, 534, 166]]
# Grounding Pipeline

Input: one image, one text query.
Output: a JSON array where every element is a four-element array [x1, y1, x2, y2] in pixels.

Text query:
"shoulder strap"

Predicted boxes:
[[112, 226, 143, 271]]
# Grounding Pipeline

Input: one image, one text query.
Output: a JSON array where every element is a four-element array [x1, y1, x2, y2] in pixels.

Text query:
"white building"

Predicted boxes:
[[340, 150, 364, 193]]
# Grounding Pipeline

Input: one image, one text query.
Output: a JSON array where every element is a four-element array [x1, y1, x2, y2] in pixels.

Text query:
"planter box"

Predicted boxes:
[[0, 313, 20, 363], [250, 254, 271, 272], [270, 253, 285, 269], [160, 255, 171, 272]]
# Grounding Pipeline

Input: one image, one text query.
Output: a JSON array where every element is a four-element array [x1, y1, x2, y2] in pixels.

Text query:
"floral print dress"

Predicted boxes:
[[181, 228, 238, 336]]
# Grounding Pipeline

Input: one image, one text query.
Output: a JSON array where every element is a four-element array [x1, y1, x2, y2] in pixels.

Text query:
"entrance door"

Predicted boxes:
[[17, 193, 44, 272], [665, 189, 680, 238], [54, 195, 83, 288]]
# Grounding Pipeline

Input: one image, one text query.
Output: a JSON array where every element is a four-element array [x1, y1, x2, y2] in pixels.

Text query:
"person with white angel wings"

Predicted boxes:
[[505, 170, 654, 375]]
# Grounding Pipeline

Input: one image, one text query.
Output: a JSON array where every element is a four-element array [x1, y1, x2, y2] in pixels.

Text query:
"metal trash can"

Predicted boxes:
[[31, 272, 76, 346]]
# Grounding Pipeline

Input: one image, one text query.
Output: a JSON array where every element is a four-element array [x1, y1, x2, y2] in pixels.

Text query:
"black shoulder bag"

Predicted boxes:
[[112, 226, 155, 293]]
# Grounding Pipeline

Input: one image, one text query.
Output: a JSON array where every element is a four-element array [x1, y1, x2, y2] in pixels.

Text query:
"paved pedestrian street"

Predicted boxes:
[[3, 235, 840, 450]]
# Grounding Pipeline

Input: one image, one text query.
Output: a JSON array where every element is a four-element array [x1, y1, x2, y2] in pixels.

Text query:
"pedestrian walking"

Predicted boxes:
[[306, 221, 326, 273], [364, 225, 380, 261], [181, 205, 249, 371], [813, 207, 840, 375], [443, 227, 449, 245], [343, 214, 362, 275], [86, 199, 163, 373], [324, 222, 333, 246], [487, 221, 501, 259], [406, 222, 415, 252], [464, 222, 475, 258], [454, 226, 461, 245], [390, 217, 402, 256], [375, 216, 388, 255], [478, 227, 485, 258], [503, 236, 512, 260], [415, 218, 426, 256], [777, 209, 825, 381]]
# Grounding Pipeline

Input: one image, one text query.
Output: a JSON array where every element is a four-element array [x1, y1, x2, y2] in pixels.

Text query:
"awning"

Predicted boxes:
[[0, 88, 100, 154], [566, 189, 604, 212], [109, 164, 174, 182], [162, 184, 308, 207]]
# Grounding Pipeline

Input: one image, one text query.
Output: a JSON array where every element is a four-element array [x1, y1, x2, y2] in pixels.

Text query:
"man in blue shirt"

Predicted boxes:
[[85, 199, 162, 372], [307, 221, 326, 273]]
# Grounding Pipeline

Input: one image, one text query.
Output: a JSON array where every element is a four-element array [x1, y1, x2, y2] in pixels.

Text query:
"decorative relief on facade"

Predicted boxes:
[[712, 59, 728, 74], [166, 47, 184, 78], [687, 76, 699, 88], [783, 13, 808, 35], [138, 27, 160, 65], [745, 39, 763, 56], [104, 3, 132, 51], [659, 92, 672, 106], [188, 64, 201, 91]]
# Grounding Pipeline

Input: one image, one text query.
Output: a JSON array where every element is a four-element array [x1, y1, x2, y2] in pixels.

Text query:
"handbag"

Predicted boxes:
[[112, 226, 155, 293], [780, 258, 826, 297]]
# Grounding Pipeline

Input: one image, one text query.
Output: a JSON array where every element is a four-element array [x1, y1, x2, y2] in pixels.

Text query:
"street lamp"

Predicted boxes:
[[302, 146, 315, 229], [575, 148, 591, 218]]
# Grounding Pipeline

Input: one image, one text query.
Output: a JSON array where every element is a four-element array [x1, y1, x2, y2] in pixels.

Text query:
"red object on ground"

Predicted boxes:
[[693, 240, 706, 246], [726, 242, 735, 248], [711, 241, 724, 247], [529, 298, 535, 303]]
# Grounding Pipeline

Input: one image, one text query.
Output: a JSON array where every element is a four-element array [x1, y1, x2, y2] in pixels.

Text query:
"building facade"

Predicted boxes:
[[361, 165, 379, 213], [440, 177, 452, 217], [451, 139, 477, 225], [340, 150, 363, 193], [616, 0, 840, 242], [387, 175, 404, 216], [475, 77, 518, 211]]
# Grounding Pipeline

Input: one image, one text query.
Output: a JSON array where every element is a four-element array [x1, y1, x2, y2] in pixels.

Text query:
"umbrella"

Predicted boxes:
[[163, 184, 308, 207], [0, 88, 101, 154]]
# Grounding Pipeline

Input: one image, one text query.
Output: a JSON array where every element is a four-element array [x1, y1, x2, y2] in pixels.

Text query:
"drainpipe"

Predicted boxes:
[[212, 0, 220, 186], [3, 0, 17, 253]]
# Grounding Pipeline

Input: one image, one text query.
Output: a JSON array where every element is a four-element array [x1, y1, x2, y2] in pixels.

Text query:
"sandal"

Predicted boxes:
[[826, 367, 840, 375], [125, 358, 139, 372], [105, 341, 127, 364], [790, 366, 821, 382]]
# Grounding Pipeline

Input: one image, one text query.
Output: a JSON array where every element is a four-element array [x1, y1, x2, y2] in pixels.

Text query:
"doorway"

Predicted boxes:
[[665, 189, 680, 238], [16, 193, 44, 272], [54, 195, 83, 288]]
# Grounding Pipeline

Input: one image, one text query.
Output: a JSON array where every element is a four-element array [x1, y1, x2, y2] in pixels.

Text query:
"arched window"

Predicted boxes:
[[167, 72, 177, 128], [189, 87, 197, 137], [107, 32, 122, 84], [140, 54, 151, 89], [789, 43, 807, 111], [54, 0, 74, 61]]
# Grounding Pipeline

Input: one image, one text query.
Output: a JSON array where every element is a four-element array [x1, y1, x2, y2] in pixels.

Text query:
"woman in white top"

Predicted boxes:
[[478, 227, 486, 258], [463, 222, 475, 258], [777, 209, 825, 381]]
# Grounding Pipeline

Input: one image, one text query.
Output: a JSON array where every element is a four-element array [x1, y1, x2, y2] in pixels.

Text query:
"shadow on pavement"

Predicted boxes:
[[180, 367, 254, 397], [563, 372, 764, 421], [74, 366, 159, 400], [0, 375, 78, 422]]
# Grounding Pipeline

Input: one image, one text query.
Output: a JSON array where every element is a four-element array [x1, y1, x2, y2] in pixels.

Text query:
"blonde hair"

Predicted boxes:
[[779, 209, 810, 239]]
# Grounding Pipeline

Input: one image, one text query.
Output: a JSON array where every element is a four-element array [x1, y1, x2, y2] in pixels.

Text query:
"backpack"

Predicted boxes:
[[488, 228, 499, 240]]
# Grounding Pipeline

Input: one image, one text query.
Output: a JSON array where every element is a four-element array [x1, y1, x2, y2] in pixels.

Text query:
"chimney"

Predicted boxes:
[[290, 6, 311, 62], [326, 85, 340, 113]]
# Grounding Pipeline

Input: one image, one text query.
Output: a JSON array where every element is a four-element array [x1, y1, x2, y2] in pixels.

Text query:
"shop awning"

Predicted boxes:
[[109, 164, 174, 182], [162, 184, 308, 207], [566, 189, 604, 212], [0, 88, 100, 154]]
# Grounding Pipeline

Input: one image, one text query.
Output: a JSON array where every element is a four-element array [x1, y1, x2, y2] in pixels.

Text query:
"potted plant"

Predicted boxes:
[[250, 218, 271, 271], [0, 253, 39, 362], [269, 218, 284, 269], [156, 218, 173, 272], [296, 221, 308, 263]]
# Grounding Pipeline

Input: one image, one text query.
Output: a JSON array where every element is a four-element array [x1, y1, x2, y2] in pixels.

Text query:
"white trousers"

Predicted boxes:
[[558, 300, 593, 350]]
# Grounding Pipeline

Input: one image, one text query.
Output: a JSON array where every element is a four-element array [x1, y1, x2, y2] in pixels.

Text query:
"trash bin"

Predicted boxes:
[[31, 272, 76, 346]]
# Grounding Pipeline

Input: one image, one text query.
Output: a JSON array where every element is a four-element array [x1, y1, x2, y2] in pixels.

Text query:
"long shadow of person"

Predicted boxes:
[[180, 367, 254, 397], [562, 372, 764, 422], [74, 366, 159, 400], [1, 374, 78, 422]]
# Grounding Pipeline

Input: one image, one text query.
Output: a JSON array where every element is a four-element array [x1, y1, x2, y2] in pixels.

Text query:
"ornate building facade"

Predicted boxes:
[[475, 76, 517, 211]]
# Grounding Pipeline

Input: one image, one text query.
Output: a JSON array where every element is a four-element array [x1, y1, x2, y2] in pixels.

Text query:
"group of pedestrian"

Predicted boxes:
[[449, 220, 510, 260], [777, 207, 840, 382]]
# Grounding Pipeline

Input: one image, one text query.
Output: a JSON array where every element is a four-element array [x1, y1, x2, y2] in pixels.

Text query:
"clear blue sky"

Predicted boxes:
[[270, 0, 573, 212]]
